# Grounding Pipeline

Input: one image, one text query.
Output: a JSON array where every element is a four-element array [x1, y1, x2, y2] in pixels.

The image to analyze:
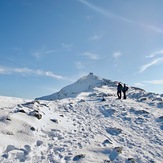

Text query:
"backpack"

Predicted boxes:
[[123, 86, 128, 92]]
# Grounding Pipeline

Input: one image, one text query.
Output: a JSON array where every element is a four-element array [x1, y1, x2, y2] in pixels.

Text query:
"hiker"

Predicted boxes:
[[122, 84, 128, 99], [117, 82, 123, 99]]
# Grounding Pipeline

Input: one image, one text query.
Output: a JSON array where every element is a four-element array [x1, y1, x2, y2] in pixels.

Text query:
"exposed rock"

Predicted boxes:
[[139, 97, 147, 101], [73, 154, 85, 161], [6, 117, 11, 121], [114, 147, 123, 154], [127, 158, 135, 163], [30, 127, 35, 131], [29, 110, 42, 120], [35, 113, 42, 120], [101, 97, 106, 101], [50, 119, 58, 123], [18, 109, 26, 113], [98, 92, 108, 97], [152, 97, 162, 102]]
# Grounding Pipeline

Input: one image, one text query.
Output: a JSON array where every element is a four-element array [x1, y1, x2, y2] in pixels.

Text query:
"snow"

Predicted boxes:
[[0, 73, 163, 162]]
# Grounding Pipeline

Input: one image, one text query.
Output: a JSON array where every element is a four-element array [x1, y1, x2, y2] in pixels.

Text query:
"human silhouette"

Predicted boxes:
[[122, 84, 128, 99], [117, 82, 123, 99]]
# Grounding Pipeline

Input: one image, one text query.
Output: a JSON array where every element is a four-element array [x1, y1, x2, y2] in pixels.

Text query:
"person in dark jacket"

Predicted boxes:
[[122, 84, 128, 99], [117, 82, 123, 99]]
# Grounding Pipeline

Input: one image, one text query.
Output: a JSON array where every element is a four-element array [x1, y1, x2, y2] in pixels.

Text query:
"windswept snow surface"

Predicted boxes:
[[0, 87, 163, 162], [0, 74, 163, 162]]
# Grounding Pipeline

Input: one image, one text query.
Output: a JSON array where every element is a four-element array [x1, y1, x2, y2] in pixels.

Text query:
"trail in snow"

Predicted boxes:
[[0, 89, 162, 163], [0, 74, 162, 162]]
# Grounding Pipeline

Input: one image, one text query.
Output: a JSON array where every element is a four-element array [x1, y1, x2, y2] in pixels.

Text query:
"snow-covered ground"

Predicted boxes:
[[0, 74, 163, 163]]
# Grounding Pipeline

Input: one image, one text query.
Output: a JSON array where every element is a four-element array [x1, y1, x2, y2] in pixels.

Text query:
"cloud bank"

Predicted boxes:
[[144, 80, 163, 85], [0, 66, 63, 79]]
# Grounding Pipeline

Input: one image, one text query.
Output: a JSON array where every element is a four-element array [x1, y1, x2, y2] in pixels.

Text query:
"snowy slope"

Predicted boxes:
[[36, 73, 163, 109], [36, 73, 117, 100], [0, 74, 163, 163], [0, 96, 27, 108]]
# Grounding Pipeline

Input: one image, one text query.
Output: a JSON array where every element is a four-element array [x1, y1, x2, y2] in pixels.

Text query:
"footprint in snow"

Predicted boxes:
[[99, 107, 116, 117], [160, 125, 163, 130], [102, 139, 112, 147], [36, 140, 43, 146], [106, 127, 122, 136], [2, 145, 31, 162], [155, 116, 163, 130], [156, 116, 163, 122], [109, 147, 123, 161], [134, 117, 146, 124], [129, 108, 149, 116]]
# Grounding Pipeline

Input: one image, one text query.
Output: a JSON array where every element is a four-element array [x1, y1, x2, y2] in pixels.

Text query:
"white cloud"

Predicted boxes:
[[32, 49, 55, 59], [82, 52, 100, 60], [113, 52, 122, 59], [32, 51, 43, 59], [79, 0, 163, 33], [62, 43, 74, 51], [0, 66, 63, 79], [45, 50, 56, 54], [144, 80, 163, 85], [89, 34, 102, 41], [134, 82, 144, 87], [0, 66, 10, 74], [35, 70, 63, 79], [139, 58, 163, 73], [146, 49, 163, 58]]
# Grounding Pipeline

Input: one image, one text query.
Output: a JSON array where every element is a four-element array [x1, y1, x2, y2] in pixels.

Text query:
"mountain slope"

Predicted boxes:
[[36, 73, 117, 100], [36, 73, 163, 109], [0, 86, 163, 162]]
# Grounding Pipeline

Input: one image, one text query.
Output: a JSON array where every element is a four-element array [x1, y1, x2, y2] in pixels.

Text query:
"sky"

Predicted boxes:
[[0, 0, 163, 99]]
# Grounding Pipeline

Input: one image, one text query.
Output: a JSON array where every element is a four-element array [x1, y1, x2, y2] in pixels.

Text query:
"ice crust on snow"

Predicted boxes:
[[0, 73, 163, 163]]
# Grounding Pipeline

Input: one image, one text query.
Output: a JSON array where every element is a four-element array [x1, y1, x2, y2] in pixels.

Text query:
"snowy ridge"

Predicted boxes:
[[36, 73, 163, 109], [0, 74, 163, 162], [36, 73, 117, 101]]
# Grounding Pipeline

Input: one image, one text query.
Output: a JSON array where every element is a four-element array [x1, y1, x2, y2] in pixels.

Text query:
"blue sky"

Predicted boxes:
[[0, 0, 163, 99]]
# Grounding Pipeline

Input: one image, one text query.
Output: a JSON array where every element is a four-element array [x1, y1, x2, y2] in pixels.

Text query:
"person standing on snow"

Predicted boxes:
[[117, 82, 123, 99], [122, 84, 128, 99]]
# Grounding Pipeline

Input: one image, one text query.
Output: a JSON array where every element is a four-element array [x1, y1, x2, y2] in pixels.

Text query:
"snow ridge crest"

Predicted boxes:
[[36, 73, 116, 100]]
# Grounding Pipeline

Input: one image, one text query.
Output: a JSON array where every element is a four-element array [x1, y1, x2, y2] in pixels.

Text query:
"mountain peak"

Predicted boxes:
[[36, 73, 163, 108], [36, 73, 113, 100]]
